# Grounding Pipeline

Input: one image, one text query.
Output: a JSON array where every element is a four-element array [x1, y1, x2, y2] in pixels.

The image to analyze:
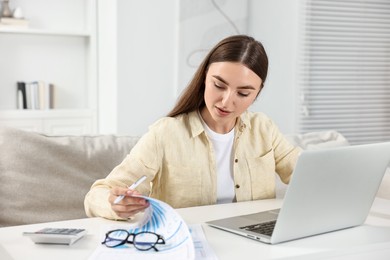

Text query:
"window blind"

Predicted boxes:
[[297, 0, 390, 145]]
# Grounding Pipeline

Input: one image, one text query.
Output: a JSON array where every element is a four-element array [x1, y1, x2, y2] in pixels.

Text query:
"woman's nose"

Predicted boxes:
[[221, 91, 234, 106]]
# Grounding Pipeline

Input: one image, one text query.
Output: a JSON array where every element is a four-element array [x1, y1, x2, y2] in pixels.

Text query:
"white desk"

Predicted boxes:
[[1, 198, 390, 260]]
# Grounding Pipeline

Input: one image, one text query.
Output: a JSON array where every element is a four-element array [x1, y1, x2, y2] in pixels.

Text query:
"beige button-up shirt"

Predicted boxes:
[[84, 111, 301, 220]]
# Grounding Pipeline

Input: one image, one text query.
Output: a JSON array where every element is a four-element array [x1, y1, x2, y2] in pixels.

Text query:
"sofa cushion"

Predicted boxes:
[[285, 130, 350, 150], [0, 126, 139, 227]]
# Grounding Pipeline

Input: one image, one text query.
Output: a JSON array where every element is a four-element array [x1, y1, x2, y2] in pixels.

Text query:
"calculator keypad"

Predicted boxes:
[[36, 228, 85, 235]]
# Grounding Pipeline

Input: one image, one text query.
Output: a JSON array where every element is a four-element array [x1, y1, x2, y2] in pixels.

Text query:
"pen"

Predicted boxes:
[[114, 175, 147, 204]]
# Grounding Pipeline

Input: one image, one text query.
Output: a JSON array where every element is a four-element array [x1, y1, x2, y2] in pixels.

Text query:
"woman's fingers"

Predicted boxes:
[[109, 187, 150, 218]]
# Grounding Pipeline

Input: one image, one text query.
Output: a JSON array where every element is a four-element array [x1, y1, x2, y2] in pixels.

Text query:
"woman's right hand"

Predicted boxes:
[[109, 187, 150, 219]]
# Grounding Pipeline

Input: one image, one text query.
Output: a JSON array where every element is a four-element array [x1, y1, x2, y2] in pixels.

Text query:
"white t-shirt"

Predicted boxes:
[[201, 118, 235, 204]]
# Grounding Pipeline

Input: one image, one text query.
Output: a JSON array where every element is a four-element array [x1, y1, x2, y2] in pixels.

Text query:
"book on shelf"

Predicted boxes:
[[17, 81, 55, 110], [0, 17, 29, 28], [17, 82, 27, 109]]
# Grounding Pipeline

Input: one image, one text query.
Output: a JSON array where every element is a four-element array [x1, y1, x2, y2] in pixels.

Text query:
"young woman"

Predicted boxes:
[[84, 35, 301, 220]]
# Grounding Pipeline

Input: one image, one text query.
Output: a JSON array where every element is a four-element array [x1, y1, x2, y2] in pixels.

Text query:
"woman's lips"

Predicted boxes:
[[216, 106, 231, 116]]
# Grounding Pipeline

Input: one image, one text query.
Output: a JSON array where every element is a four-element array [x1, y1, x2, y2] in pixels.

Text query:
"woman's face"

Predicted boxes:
[[201, 61, 262, 133]]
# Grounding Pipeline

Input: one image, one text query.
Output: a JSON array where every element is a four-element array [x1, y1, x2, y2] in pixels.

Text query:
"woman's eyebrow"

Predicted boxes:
[[212, 75, 229, 85], [212, 75, 256, 90]]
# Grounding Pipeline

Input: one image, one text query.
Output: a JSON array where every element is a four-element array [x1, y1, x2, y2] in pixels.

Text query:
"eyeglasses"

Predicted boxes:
[[101, 229, 166, 251]]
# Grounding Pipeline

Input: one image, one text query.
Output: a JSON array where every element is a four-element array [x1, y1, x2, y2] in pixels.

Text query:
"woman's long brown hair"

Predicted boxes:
[[167, 35, 268, 117]]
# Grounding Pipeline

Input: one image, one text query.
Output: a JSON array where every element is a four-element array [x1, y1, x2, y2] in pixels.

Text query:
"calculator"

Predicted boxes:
[[23, 228, 87, 245]]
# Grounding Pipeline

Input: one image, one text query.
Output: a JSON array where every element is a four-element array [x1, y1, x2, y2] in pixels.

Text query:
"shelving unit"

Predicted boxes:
[[0, 109, 95, 135], [0, 0, 97, 135], [0, 27, 91, 36]]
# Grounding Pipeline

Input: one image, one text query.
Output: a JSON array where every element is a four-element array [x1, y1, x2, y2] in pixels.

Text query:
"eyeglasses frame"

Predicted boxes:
[[101, 229, 166, 252]]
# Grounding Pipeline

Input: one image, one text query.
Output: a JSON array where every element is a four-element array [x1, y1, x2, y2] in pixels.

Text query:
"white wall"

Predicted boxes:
[[100, 0, 300, 135], [98, 0, 179, 135], [116, 0, 178, 135], [247, 0, 300, 134], [176, 0, 249, 95]]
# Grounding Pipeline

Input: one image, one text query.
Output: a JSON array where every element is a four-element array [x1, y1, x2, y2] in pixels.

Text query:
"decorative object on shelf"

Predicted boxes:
[[1, 0, 12, 18], [0, 16, 29, 27], [0, 1, 28, 28], [12, 6, 23, 19]]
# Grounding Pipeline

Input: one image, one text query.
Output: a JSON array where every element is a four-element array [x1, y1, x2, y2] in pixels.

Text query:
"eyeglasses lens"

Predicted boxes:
[[105, 230, 128, 247], [134, 232, 158, 250]]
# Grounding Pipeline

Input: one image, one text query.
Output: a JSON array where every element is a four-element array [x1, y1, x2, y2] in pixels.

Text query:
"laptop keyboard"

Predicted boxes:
[[240, 220, 276, 236]]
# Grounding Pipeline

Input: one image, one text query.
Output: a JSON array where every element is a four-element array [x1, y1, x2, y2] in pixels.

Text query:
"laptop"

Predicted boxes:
[[206, 142, 390, 244]]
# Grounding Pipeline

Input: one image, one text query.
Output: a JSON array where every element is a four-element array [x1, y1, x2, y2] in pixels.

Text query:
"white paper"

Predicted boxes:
[[89, 196, 195, 260], [189, 224, 218, 260]]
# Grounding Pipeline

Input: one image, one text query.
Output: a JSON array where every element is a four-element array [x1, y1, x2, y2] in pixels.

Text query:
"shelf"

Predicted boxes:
[[0, 109, 96, 135], [0, 109, 95, 118], [0, 27, 91, 37]]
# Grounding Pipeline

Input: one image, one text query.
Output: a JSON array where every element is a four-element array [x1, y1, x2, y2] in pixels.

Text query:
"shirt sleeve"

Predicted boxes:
[[270, 121, 302, 184], [84, 129, 161, 219]]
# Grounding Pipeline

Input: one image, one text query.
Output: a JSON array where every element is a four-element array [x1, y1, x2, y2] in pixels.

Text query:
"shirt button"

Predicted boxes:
[[235, 184, 240, 189], [234, 159, 238, 163]]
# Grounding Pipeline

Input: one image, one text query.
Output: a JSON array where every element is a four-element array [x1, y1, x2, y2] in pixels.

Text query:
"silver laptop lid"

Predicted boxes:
[[271, 142, 390, 244]]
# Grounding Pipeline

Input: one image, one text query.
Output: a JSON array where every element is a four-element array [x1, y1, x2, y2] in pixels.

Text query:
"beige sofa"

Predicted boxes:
[[0, 126, 139, 227], [0, 126, 388, 227]]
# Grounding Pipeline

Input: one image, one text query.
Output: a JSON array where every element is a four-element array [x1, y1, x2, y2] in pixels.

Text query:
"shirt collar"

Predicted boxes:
[[188, 110, 251, 138], [235, 111, 250, 133], [188, 111, 205, 138]]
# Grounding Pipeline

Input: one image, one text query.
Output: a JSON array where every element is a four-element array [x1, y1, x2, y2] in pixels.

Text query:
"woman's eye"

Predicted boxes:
[[238, 92, 250, 97], [214, 83, 224, 89]]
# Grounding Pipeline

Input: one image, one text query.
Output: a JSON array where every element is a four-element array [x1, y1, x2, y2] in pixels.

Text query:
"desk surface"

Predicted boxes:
[[1, 198, 390, 260]]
